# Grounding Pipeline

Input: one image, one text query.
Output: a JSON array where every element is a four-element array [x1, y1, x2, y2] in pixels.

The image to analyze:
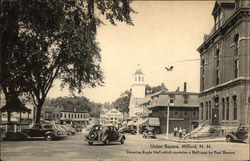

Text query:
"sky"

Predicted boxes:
[[47, 1, 215, 103]]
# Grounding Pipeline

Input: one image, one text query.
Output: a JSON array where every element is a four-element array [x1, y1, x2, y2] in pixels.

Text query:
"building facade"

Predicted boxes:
[[60, 109, 90, 127], [100, 108, 123, 125], [148, 86, 199, 134], [197, 0, 250, 132]]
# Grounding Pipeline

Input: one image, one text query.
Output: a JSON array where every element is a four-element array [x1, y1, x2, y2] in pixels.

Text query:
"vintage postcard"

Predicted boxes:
[[0, 0, 249, 161]]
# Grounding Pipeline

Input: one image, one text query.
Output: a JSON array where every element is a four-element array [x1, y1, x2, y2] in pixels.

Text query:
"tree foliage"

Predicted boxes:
[[1, 0, 134, 123], [145, 83, 168, 94], [112, 89, 131, 114]]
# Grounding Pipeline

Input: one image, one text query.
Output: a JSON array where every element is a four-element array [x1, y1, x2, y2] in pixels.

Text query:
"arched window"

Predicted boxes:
[[138, 76, 141, 82], [234, 34, 239, 55]]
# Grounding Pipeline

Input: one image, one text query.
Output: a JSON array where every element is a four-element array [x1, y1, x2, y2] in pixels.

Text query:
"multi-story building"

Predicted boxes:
[[197, 0, 250, 132], [60, 109, 90, 127], [100, 108, 123, 125], [148, 83, 199, 134]]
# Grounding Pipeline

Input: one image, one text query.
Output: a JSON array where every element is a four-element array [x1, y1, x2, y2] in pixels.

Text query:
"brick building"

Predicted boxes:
[[197, 0, 250, 132], [147, 84, 199, 134]]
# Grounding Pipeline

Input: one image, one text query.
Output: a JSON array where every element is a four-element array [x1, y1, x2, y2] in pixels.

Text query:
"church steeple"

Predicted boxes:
[[131, 66, 145, 98]]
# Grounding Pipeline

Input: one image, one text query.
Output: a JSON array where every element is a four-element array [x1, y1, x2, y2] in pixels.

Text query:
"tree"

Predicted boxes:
[[145, 83, 168, 94], [112, 89, 131, 114], [1, 0, 134, 123]]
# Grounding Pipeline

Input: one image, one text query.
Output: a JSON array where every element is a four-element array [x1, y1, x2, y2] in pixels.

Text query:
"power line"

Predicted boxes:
[[176, 54, 248, 63]]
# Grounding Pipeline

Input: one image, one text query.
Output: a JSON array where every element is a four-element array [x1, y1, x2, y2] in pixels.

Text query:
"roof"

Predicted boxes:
[[148, 93, 199, 109], [212, 0, 235, 15], [134, 69, 144, 75], [0, 97, 31, 113]]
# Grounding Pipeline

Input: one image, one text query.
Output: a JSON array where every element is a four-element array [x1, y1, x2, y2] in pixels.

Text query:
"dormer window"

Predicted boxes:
[[215, 10, 223, 30]]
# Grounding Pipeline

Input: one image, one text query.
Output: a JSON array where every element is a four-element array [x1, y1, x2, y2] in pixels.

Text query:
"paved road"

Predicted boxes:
[[1, 133, 249, 161]]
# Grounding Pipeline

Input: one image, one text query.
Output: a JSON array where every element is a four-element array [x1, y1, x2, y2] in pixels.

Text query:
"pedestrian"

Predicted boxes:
[[174, 127, 178, 137], [179, 127, 183, 139]]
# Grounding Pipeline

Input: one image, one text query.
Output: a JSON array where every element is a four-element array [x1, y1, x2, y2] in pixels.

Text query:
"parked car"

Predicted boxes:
[[20, 124, 62, 141], [226, 126, 249, 143], [85, 124, 126, 145], [64, 124, 77, 135], [120, 125, 137, 135], [142, 127, 156, 139]]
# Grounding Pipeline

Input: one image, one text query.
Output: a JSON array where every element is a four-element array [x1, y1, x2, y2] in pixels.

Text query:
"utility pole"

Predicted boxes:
[[166, 102, 170, 140]]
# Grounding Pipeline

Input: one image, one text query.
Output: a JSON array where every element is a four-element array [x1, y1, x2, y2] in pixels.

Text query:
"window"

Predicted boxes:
[[135, 76, 137, 81], [233, 95, 237, 120], [208, 101, 211, 120], [184, 95, 188, 104], [219, 11, 223, 27], [192, 111, 197, 117], [216, 69, 220, 85], [183, 110, 188, 117], [200, 103, 204, 120], [60, 113, 63, 118], [226, 97, 230, 120], [173, 108, 179, 117], [74, 114, 76, 118], [235, 59, 239, 78], [57, 113, 59, 118], [110, 118, 113, 120], [138, 76, 141, 82], [142, 77, 144, 82], [169, 94, 175, 103], [234, 34, 239, 55], [216, 49, 220, 67], [41, 113, 43, 117], [222, 98, 225, 120], [206, 102, 208, 120]]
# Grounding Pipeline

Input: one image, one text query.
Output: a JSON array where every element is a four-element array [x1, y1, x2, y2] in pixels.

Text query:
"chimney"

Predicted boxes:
[[184, 82, 187, 92]]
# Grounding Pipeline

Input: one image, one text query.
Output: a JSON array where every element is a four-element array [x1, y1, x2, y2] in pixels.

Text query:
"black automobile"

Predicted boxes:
[[120, 125, 137, 135], [21, 124, 62, 141], [142, 127, 156, 139], [226, 126, 249, 143], [85, 124, 126, 145]]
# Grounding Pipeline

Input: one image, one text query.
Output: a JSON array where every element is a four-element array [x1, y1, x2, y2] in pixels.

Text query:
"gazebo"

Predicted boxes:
[[1, 96, 31, 132]]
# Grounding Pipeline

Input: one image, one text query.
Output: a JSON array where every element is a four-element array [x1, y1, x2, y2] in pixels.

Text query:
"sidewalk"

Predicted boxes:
[[156, 134, 226, 143]]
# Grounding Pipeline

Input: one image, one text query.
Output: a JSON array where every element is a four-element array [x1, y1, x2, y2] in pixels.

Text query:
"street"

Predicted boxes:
[[1, 133, 249, 161]]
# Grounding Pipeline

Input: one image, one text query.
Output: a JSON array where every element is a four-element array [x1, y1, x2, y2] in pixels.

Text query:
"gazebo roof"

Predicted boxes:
[[0, 97, 31, 113]]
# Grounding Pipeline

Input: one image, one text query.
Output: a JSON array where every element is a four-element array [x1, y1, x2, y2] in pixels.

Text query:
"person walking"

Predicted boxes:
[[174, 127, 178, 137], [179, 127, 183, 139]]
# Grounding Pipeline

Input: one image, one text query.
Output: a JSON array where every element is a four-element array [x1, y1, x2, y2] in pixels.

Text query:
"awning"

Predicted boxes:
[[149, 117, 160, 126], [135, 118, 149, 126], [127, 121, 134, 126]]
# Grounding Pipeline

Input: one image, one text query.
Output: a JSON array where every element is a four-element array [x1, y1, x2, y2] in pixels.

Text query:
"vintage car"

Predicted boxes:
[[142, 127, 156, 139], [120, 125, 137, 135], [225, 126, 249, 143], [85, 124, 126, 145], [21, 124, 62, 141]]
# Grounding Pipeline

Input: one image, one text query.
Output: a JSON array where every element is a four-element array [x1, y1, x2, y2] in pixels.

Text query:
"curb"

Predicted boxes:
[[157, 137, 226, 143]]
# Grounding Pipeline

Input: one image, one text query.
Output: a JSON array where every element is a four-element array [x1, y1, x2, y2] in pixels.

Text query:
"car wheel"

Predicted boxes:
[[120, 138, 125, 144], [88, 142, 93, 145], [226, 136, 232, 142], [45, 134, 54, 141]]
